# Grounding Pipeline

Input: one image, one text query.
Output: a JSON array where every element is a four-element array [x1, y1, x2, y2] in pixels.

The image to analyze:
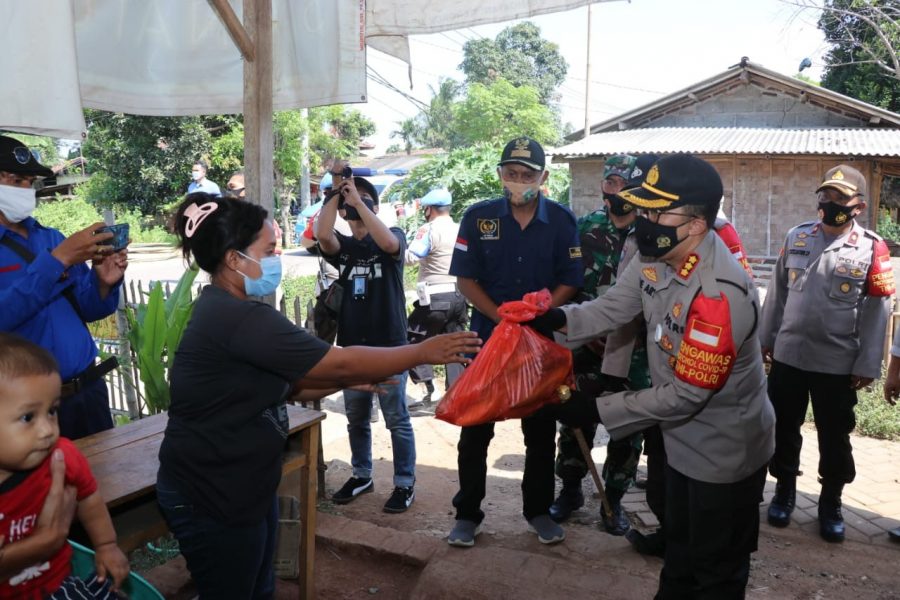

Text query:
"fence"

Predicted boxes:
[[101, 279, 316, 419]]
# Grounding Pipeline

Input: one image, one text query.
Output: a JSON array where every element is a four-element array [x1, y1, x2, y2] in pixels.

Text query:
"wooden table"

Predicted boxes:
[[75, 405, 325, 600]]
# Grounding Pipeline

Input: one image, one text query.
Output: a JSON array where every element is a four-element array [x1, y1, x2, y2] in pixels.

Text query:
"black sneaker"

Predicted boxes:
[[383, 486, 415, 513], [331, 477, 373, 505]]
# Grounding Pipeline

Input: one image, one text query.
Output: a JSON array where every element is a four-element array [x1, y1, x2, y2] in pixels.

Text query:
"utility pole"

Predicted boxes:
[[583, 3, 593, 140]]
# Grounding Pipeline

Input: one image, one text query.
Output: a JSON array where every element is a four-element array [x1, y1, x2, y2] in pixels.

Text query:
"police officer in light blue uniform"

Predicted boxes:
[[405, 188, 468, 405], [446, 137, 583, 547]]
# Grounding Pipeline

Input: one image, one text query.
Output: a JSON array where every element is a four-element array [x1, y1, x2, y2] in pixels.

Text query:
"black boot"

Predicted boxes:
[[423, 380, 435, 405], [549, 480, 584, 523], [818, 481, 845, 543], [626, 528, 665, 557], [767, 477, 796, 528], [600, 489, 631, 536]]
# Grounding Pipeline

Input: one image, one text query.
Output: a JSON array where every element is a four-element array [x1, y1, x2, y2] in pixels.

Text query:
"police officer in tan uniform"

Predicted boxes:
[[528, 153, 775, 598], [405, 188, 468, 405], [759, 165, 895, 543]]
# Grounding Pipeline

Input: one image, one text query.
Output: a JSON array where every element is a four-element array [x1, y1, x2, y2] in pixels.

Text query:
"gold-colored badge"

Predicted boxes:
[[794, 240, 806, 247], [642, 267, 658, 282], [833, 170, 845, 181], [848, 231, 859, 245], [668, 355, 677, 369], [835, 212, 848, 225], [660, 335, 674, 351], [510, 138, 532, 159], [672, 303, 682, 318], [557, 385, 572, 401], [477, 218, 500, 239], [790, 271, 798, 282], [798, 233, 808, 239], [840, 281, 851, 293], [850, 268, 863, 278], [646, 164, 660, 186], [656, 235, 671, 249], [836, 265, 848, 274], [569, 247, 582, 259]]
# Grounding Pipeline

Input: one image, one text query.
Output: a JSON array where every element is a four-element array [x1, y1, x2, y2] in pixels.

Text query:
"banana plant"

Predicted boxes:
[[125, 264, 200, 413]]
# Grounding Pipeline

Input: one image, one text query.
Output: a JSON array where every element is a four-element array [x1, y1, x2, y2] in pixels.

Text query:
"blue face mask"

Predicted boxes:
[[237, 252, 282, 296]]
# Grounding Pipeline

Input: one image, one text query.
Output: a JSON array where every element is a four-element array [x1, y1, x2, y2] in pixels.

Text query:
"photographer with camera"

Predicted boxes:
[[315, 163, 419, 513], [0, 135, 127, 439]]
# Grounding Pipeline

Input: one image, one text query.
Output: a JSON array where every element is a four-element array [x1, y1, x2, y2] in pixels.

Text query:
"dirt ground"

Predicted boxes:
[[307, 382, 900, 600]]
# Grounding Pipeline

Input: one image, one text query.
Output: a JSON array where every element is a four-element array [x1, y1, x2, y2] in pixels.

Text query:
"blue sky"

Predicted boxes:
[[359, 0, 830, 153]]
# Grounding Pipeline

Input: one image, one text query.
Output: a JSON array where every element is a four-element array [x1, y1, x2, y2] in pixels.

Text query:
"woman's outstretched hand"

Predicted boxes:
[[419, 331, 482, 366]]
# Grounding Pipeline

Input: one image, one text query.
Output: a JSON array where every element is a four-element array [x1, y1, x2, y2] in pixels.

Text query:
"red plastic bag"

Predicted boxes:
[[435, 289, 574, 427]]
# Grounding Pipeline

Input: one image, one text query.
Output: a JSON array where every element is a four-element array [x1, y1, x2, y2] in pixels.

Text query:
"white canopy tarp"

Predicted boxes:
[[1, 0, 597, 139]]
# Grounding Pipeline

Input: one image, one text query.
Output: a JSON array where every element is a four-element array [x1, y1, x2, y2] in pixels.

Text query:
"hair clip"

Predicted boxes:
[[184, 202, 219, 238]]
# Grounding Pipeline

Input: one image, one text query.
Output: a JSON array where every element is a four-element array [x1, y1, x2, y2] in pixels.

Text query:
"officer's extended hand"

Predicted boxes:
[[52, 222, 114, 268], [555, 389, 601, 428], [850, 375, 873, 391], [524, 307, 567, 340]]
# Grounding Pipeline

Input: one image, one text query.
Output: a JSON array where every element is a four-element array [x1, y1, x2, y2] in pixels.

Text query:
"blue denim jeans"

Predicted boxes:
[[343, 371, 416, 487], [156, 470, 278, 600]]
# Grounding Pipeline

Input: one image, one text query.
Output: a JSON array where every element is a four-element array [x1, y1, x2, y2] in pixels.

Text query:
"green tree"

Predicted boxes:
[[81, 111, 214, 212], [415, 78, 465, 150], [453, 79, 560, 147], [390, 118, 420, 155], [814, 0, 900, 111], [459, 22, 568, 105]]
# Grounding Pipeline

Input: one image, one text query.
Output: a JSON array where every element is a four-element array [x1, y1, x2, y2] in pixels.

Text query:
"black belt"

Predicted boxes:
[[61, 357, 118, 398]]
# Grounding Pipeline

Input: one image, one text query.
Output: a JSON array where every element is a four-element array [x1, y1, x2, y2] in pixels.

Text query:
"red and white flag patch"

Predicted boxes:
[[454, 236, 468, 252], [673, 293, 736, 391]]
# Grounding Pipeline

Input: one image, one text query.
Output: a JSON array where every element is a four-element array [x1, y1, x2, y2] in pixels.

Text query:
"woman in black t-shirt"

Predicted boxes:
[[156, 193, 480, 600]]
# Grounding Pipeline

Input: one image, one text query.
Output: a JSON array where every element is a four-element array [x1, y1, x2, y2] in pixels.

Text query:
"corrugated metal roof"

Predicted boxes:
[[552, 127, 900, 160]]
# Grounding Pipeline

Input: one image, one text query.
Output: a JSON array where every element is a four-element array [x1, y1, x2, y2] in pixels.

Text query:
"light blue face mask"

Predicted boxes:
[[237, 251, 282, 296]]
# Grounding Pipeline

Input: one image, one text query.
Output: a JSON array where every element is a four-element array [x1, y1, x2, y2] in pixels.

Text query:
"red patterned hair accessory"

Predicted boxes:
[[184, 202, 219, 238]]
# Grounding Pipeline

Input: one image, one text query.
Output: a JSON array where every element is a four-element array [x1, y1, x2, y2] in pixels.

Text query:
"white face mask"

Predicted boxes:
[[191, 170, 203, 181], [0, 184, 37, 223]]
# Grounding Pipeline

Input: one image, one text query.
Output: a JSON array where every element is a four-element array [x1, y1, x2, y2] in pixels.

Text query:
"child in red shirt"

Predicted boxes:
[[0, 333, 129, 598]]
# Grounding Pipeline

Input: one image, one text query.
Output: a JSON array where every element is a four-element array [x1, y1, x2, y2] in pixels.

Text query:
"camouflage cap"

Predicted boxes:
[[603, 154, 636, 181]]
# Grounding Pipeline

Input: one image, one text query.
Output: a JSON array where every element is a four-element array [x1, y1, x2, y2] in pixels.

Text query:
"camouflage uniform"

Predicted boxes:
[[555, 206, 651, 497]]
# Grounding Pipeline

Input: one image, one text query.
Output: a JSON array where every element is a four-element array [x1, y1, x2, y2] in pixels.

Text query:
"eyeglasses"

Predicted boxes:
[[11, 146, 32, 165], [642, 209, 694, 223]]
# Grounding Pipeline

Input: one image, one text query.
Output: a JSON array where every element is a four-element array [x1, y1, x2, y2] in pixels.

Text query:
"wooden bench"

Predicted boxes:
[[75, 405, 325, 600]]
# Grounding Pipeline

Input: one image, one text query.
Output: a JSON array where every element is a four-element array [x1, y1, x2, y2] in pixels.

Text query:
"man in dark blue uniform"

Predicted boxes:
[[446, 137, 583, 547], [0, 135, 127, 439]]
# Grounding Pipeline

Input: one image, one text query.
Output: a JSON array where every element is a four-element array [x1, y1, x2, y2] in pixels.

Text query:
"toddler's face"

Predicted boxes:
[[0, 373, 61, 480]]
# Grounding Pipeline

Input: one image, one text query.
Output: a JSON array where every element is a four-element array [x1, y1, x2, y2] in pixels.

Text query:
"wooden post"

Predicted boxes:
[[243, 0, 275, 306], [243, 0, 274, 220]]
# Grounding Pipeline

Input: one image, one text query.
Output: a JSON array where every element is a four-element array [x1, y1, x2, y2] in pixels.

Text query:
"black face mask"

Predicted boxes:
[[818, 200, 858, 227], [604, 192, 634, 217], [340, 197, 375, 221], [634, 216, 685, 258]]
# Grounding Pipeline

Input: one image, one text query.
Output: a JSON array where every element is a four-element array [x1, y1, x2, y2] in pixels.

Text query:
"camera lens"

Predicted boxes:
[[341, 165, 353, 178]]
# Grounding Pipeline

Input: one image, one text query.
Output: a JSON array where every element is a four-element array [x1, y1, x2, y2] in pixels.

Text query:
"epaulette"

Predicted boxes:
[[462, 197, 504, 217], [863, 228, 884, 243]]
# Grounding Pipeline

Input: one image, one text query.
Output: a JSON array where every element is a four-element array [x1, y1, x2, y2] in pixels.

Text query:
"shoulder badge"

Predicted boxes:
[[677, 253, 700, 279], [646, 164, 660, 186], [642, 267, 658, 282], [867, 239, 896, 297], [673, 293, 736, 390]]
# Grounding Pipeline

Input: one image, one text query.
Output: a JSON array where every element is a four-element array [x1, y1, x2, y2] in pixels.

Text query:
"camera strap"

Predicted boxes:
[[0, 236, 88, 326]]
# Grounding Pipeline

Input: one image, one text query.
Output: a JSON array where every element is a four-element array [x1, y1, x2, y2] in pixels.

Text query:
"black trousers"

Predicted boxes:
[[767, 360, 858, 484], [656, 464, 766, 600], [643, 424, 667, 526], [407, 291, 469, 387], [59, 377, 114, 440], [452, 408, 557, 523]]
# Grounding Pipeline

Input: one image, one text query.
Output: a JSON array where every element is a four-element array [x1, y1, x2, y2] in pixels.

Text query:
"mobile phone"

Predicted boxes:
[[96, 223, 130, 252]]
